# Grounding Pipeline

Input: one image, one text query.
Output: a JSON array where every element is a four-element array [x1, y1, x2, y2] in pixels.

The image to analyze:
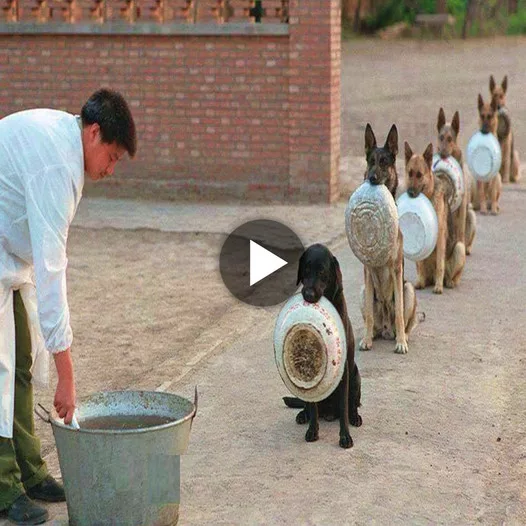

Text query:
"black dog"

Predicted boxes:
[[283, 244, 362, 448]]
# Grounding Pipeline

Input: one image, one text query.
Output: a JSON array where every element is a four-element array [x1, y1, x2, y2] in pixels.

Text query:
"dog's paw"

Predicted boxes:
[[339, 432, 353, 449], [414, 279, 426, 290], [305, 427, 319, 442], [394, 341, 408, 354], [296, 410, 308, 425], [350, 412, 363, 427], [445, 279, 455, 289], [359, 338, 372, 351], [490, 208, 500, 216], [322, 412, 337, 422], [433, 284, 443, 294]]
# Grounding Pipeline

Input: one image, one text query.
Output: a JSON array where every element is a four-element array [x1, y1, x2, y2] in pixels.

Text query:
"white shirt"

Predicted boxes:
[[0, 109, 84, 437]]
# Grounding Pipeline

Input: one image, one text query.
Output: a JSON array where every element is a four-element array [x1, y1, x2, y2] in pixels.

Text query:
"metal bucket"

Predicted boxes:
[[36, 390, 197, 526]]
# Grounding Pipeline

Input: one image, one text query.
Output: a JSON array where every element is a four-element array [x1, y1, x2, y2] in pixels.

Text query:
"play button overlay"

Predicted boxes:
[[220, 220, 304, 307], [250, 241, 288, 286]]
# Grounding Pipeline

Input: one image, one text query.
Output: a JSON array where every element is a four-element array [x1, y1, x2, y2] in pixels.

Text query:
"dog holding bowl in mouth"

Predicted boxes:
[[467, 94, 503, 215], [435, 108, 477, 255], [276, 244, 362, 449], [403, 142, 466, 294]]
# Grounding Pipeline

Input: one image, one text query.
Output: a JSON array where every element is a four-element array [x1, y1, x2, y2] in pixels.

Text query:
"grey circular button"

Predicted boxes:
[[220, 220, 305, 307]]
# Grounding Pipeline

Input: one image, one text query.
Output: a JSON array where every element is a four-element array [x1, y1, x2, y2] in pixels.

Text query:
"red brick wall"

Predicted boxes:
[[0, 0, 341, 202], [288, 0, 341, 202]]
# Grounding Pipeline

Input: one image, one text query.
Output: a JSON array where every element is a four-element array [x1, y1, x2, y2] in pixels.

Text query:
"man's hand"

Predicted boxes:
[[53, 348, 76, 424]]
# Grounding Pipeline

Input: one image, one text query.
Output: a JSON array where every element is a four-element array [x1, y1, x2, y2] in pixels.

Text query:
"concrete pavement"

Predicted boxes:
[[2, 179, 525, 525], [174, 182, 526, 525]]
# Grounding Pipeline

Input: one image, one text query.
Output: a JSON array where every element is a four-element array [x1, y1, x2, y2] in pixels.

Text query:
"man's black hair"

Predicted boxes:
[[81, 88, 137, 158]]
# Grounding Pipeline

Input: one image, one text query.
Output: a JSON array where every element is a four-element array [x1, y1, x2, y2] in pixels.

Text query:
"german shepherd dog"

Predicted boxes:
[[359, 124, 417, 354], [436, 108, 477, 255], [489, 75, 521, 183], [283, 244, 362, 448], [405, 142, 466, 293], [477, 94, 503, 215]]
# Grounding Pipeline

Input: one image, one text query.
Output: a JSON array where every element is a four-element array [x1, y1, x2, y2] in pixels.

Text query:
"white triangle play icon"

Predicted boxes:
[[250, 240, 288, 286]]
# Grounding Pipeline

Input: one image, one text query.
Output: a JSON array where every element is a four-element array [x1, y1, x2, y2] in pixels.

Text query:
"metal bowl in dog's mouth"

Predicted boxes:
[[345, 180, 399, 267], [283, 324, 327, 389], [466, 131, 502, 181], [274, 293, 347, 402]]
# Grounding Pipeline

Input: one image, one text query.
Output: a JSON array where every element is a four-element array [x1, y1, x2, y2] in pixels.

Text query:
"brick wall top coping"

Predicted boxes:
[[0, 21, 289, 36]]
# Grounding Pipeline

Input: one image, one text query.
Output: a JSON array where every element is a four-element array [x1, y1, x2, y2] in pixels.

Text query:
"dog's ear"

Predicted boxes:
[[489, 75, 496, 94], [332, 255, 341, 278], [385, 124, 398, 156], [502, 75, 508, 94], [365, 123, 376, 157], [332, 255, 342, 297], [423, 143, 434, 169], [478, 93, 484, 112], [296, 251, 306, 286], [437, 107, 446, 132], [404, 141, 413, 165], [452, 111, 460, 137], [490, 94, 498, 113]]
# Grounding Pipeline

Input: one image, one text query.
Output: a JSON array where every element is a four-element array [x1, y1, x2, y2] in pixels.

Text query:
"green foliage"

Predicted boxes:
[[360, 0, 413, 33], [417, 0, 436, 14], [341, 13, 357, 40], [345, 0, 526, 36], [358, 0, 445, 33], [446, 0, 467, 19], [447, 0, 526, 36], [508, 1, 526, 34]]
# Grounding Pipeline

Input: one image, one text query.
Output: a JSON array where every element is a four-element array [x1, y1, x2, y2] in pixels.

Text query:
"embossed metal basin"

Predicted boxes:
[[345, 180, 399, 267], [431, 154, 465, 213], [274, 293, 346, 403]]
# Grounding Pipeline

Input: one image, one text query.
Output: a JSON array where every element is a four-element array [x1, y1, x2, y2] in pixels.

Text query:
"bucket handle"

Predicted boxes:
[[34, 403, 51, 424], [190, 386, 198, 430], [34, 403, 80, 430]]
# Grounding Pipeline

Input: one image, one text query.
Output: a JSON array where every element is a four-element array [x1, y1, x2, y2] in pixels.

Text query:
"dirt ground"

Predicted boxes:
[[34, 229, 237, 456], [341, 36, 526, 159], [3, 36, 526, 525]]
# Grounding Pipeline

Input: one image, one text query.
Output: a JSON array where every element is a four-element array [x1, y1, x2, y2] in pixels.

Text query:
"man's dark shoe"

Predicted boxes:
[[7, 493, 49, 525], [26, 475, 66, 503]]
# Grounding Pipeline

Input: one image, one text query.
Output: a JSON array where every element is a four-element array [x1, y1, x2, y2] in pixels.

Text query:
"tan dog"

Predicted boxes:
[[359, 124, 417, 355], [477, 94, 503, 215], [489, 75, 521, 183], [436, 108, 476, 255], [405, 142, 466, 294]]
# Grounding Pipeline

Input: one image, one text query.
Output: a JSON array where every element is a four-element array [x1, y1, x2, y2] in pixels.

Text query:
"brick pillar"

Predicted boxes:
[[288, 0, 341, 203]]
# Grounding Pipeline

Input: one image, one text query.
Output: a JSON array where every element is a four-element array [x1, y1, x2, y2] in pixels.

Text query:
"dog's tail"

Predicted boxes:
[[283, 396, 306, 409]]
